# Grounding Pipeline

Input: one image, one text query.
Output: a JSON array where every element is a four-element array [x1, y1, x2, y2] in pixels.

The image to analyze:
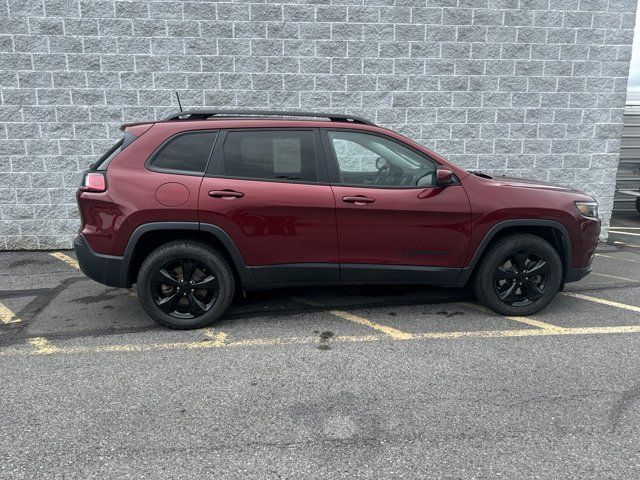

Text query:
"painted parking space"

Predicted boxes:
[[1, 248, 640, 359], [325, 302, 537, 336], [524, 290, 640, 329], [3, 292, 640, 359], [0, 251, 81, 291], [562, 254, 640, 290], [216, 309, 380, 342], [594, 251, 640, 265], [591, 254, 640, 280], [25, 279, 149, 337], [0, 302, 21, 326], [564, 287, 640, 310], [4, 251, 640, 480]]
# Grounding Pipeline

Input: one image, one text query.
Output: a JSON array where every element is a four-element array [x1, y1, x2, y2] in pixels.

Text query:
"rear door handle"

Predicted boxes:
[[342, 195, 375, 205], [208, 189, 244, 199]]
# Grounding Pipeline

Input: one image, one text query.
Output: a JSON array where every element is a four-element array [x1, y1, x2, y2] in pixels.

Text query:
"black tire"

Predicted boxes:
[[636, 197, 640, 214], [137, 240, 235, 329], [472, 234, 562, 316]]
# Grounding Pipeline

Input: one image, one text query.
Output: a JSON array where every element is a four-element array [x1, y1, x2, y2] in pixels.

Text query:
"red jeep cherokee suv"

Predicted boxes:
[[74, 110, 600, 329]]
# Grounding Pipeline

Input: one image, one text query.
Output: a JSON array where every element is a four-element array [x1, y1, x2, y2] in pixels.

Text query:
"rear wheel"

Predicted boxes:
[[137, 241, 234, 329], [473, 234, 562, 316], [636, 197, 640, 214]]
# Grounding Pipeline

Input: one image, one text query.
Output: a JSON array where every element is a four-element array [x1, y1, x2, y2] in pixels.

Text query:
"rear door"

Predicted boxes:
[[322, 129, 472, 284], [199, 128, 339, 284]]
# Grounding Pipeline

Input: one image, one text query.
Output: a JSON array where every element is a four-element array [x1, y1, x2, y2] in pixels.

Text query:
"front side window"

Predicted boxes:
[[221, 130, 317, 182], [328, 131, 437, 187], [149, 131, 217, 174]]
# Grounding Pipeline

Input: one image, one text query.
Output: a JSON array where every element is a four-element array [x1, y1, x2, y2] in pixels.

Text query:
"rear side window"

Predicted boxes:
[[220, 130, 317, 182], [91, 131, 140, 171], [91, 138, 124, 171], [149, 131, 217, 175]]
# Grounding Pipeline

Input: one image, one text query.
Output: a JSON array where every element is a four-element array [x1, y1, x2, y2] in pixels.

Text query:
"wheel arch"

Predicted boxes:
[[456, 219, 572, 287], [124, 222, 255, 287]]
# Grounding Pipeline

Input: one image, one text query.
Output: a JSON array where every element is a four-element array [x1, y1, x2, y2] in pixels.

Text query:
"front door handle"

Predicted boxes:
[[209, 189, 244, 199], [342, 195, 375, 205]]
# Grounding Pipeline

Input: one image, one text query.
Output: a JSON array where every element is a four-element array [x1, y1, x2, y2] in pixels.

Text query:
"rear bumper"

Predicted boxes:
[[73, 234, 128, 288], [565, 264, 592, 283]]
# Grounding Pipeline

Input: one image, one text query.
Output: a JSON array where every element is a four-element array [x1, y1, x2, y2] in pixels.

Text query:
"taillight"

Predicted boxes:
[[81, 172, 106, 192]]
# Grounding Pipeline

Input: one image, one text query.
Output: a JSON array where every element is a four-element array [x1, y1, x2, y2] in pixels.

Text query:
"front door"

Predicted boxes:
[[323, 129, 472, 284], [199, 129, 339, 284]]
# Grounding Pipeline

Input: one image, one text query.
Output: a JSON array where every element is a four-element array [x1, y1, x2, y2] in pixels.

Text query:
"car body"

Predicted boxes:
[[74, 110, 600, 328]]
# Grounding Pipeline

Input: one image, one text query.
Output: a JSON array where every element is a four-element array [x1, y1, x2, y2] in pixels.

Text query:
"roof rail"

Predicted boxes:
[[161, 110, 376, 126]]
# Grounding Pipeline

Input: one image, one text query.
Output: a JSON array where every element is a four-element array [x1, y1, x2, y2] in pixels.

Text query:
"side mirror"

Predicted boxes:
[[436, 167, 456, 186]]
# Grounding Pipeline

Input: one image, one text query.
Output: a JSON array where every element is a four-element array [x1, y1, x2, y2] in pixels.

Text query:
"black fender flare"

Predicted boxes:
[[122, 221, 256, 286], [455, 219, 572, 287]]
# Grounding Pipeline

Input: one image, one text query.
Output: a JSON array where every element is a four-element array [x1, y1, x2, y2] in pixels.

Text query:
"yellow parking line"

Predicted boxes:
[[506, 316, 566, 332], [0, 302, 21, 324], [28, 337, 60, 354], [414, 326, 640, 339], [202, 329, 228, 345], [5, 324, 640, 358], [460, 302, 566, 332], [567, 325, 640, 335], [413, 328, 546, 340], [49, 252, 79, 269], [227, 334, 379, 348], [591, 272, 639, 283], [562, 292, 640, 313], [7, 334, 376, 357], [594, 253, 640, 264], [329, 310, 414, 340]]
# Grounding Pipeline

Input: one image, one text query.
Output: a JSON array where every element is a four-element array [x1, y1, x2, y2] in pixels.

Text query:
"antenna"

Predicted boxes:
[[175, 92, 183, 112]]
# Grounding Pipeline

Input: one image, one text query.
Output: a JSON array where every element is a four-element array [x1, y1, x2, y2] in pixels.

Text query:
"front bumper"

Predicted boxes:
[[73, 234, 128, 288], [565, 264, 593, 283]]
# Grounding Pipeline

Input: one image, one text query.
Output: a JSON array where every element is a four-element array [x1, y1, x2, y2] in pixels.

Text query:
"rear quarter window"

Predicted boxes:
[[91, 131, 139, 171], [91, 138, 124, 171], [148, 131, 217, 175]]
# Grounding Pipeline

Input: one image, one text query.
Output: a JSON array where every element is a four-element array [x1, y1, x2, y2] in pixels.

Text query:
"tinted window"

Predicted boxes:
[[150, 131, 216, 174], [328, 131, 437, 187], [221, 130, 317, 182], [91, 138, 124, 171]]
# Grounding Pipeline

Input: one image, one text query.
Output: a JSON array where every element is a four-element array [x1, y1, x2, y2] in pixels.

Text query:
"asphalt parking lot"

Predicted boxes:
[[2, 238, 640, 478], [610, 211, 640, 248]]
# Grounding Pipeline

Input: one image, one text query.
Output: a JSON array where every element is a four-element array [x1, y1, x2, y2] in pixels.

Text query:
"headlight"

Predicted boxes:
[[574, 201, 598, 218]]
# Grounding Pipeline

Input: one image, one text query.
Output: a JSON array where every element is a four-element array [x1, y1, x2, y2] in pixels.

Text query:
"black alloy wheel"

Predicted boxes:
[[152, 257, 219, 319], [493, 250, 550, 307], [473, 234, 562, 316], [137, 240, 235, 329]]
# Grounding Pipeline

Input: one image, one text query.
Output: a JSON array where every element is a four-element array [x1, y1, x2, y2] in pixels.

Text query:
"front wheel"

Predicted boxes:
[[137, 241, 235, 329], [473, 234, 562, 316]]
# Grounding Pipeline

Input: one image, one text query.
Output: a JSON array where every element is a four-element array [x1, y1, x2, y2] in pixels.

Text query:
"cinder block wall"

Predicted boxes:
[[0, 0, 637, 249]]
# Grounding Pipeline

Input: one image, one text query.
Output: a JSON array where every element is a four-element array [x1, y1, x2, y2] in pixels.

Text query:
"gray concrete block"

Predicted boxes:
[[0, 0, 632, 248]]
